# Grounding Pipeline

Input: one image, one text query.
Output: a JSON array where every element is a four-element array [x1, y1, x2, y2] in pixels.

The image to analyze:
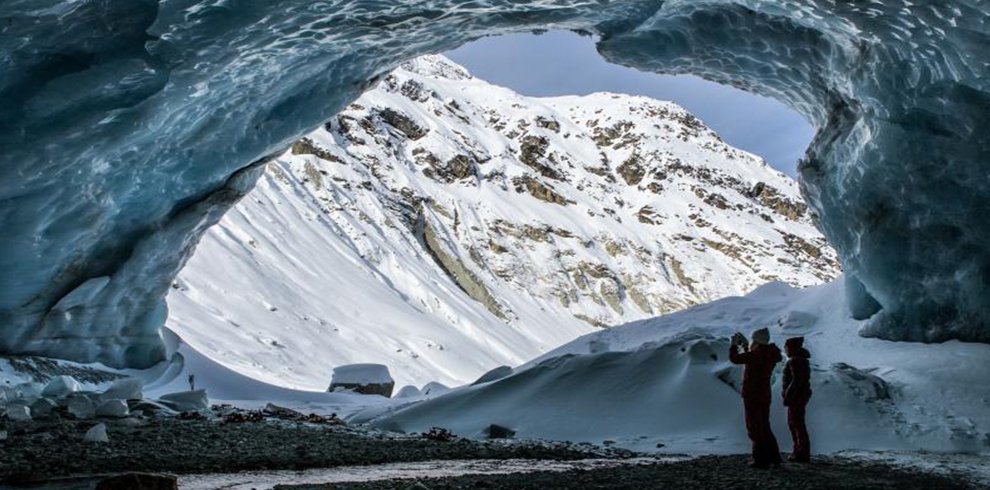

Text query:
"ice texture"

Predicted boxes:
[[0, 1, 988, 366]]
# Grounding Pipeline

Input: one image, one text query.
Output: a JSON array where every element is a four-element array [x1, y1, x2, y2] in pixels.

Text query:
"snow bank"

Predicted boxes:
[[134, 329, 390, 418], [374, 280, 990, 454]]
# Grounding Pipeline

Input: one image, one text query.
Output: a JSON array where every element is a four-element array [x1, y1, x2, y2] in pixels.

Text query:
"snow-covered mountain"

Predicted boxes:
[[166, 55, 838, 390]]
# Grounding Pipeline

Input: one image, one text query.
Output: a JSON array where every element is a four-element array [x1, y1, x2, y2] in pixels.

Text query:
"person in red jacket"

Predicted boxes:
[[782, 336, 812, 462], [729, 327, 783, 468]]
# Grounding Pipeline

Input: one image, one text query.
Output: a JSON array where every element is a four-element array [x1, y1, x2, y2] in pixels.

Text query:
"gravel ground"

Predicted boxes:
[[0, 416, 979, 489], [0, 417, 630, 485], [287, 455, 975, 490]]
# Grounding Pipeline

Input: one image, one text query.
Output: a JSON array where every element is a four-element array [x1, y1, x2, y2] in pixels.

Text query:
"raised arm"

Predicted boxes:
[[729, 343, 753, 365]]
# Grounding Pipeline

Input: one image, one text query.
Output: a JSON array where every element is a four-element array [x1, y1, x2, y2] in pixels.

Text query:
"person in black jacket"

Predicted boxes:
[[782, 336, 812, 462], [730, 328, 783, 468]]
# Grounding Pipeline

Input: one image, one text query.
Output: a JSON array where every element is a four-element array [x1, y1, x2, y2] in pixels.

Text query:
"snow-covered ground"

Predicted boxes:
[[166, 55, 837, 391], [5, 279, 989, 460], [369, 279, 990, 455]]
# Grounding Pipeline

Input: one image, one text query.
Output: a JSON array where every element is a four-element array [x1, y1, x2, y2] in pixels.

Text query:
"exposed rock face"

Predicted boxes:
[[2, 0, 985, 366], [377, 108, 429, 140], [420, 211, 509, 321], [512, 176, 571, 206], [291, 138, 340, 162]]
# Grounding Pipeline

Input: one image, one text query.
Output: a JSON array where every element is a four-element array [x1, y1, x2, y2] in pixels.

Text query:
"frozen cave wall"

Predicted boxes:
[[0, 0, 988, 367]]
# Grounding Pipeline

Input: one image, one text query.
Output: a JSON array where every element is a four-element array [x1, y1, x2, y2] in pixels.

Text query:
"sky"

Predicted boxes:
[[445, 31, 814, 178]]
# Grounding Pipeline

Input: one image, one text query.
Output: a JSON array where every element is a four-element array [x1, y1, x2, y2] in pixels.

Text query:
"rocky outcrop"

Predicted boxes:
[[748, 182, 806, 220], [518, 135, 563, 180], [421, 212, 508, 321], [617, 154, 646, 185], [291, 138, 339, 162], [378, 108, 428, 140], [512, 176, 571, 205]]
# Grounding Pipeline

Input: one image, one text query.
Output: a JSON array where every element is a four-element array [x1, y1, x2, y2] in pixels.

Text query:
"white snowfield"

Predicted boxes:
[[167, 55, 837, 390], [369, 280, 990, 455]]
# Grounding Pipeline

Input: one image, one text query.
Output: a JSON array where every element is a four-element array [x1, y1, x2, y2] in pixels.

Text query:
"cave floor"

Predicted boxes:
[[281, 455, 974, 490], [0, 416, 980, 489], [0, 416, 627, 485]]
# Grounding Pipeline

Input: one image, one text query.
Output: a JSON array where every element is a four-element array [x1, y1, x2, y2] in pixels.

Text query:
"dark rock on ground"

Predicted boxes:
[[95, 473, 177, 490], [484, 424, 515, 439], [0, 417, 612, 484]]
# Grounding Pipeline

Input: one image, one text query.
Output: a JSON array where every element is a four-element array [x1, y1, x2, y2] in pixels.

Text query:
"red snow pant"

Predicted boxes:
[[787, 397, 811, 462], [744, 397, 781, 467]]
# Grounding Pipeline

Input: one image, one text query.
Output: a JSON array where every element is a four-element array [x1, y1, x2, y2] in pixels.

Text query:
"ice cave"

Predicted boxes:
[[1, 0, 989, 368]]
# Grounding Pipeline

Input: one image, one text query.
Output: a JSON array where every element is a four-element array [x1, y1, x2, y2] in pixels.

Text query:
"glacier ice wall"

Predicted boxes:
[[0, 0, 988, 366]]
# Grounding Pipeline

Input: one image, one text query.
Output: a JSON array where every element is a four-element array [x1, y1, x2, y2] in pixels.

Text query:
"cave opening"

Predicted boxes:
[[1, 0, 988, 373], [165, 30, 835, 389]]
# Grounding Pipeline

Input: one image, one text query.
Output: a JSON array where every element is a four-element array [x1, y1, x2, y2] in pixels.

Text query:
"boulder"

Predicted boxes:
[[5, 403, 31, 421], [394, 385, 423, 399], [95, 473, 177, 490], [41, 375, 81, 398], [84, 423, 109, 443], [102, 378, 143, 401], [484, 424, 516, 439], [129, 400, 178, 417], [328, 364, 394, 397], [471, 365, 513, 385], [29, 397, 58, 418], [96, 399, 130, 418], [14, 382, 43, 398], [158, 389, 209, 413], [263, 403, 303, 419], [68, 395, 96, 419], [117, 417, 147, 428]]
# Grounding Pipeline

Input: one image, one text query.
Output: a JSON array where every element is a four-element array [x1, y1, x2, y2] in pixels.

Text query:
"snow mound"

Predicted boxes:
[[374, 279, 990, 454]]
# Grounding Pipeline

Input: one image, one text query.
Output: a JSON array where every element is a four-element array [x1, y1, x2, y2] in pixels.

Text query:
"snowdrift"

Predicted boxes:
[[139, 330, 390, 416], [372, 280, 990, 454]]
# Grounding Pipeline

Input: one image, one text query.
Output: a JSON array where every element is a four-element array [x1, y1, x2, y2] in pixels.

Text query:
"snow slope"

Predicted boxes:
[[167, 55, 838, 390], [373, 279, 990, 454]]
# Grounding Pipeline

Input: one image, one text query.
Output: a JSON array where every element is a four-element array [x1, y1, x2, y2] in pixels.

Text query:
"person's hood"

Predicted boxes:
[[752, 327, 770, 345], [796, 347, 811, 359]]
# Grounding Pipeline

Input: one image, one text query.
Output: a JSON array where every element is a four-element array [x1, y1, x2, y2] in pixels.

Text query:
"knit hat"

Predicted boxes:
[[785, 336, 804, 349], [752, 327, 771, 345]]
